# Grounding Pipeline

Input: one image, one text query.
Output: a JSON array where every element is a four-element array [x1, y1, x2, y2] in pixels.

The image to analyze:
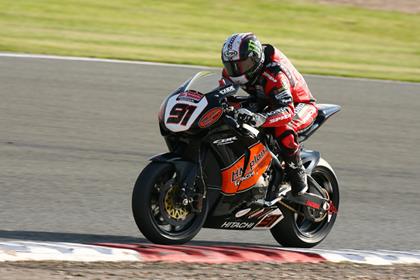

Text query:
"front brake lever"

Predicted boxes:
[[224, 115, 240, 129], [224, 114, 259, 139]]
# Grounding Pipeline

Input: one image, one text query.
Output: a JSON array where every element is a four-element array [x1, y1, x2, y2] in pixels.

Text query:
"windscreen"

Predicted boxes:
[[183, 71, 220, 95]]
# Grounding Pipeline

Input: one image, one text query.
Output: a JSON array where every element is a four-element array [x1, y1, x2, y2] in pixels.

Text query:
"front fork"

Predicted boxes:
[[149, 153, 205, 213]]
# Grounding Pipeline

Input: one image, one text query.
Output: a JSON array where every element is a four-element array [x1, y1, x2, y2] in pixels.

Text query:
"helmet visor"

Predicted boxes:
[[224, 56, 257, 77]]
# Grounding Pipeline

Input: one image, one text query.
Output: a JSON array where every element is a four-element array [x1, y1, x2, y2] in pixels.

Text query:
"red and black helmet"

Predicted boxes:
[[221, 33, 265, 85]]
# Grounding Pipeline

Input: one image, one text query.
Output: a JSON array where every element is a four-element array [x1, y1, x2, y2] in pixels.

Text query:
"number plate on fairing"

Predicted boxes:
[[164, 91, 208, 132]]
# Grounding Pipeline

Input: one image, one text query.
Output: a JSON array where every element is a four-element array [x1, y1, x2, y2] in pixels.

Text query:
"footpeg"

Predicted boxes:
[[264, 185, 291, 206]]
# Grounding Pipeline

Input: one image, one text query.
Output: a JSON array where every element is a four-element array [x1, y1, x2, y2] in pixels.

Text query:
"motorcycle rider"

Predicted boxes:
[[221, 32, 318, 196]]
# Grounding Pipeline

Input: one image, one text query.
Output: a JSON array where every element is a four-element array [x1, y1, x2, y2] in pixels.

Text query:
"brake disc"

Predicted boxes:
[[158, 179, 194, 226]]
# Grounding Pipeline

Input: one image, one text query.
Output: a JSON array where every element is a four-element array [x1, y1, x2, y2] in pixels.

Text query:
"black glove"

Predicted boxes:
[[236, 108, 266, 127], [237, 108, 256, 125]]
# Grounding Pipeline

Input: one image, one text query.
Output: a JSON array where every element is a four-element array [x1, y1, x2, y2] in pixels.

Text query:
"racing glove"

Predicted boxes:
[[236, 108, 266, 127]]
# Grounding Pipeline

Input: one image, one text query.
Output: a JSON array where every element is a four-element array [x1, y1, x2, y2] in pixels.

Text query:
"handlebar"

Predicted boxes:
[[223, 107, 259, 139], [223, 104, 241, 131]]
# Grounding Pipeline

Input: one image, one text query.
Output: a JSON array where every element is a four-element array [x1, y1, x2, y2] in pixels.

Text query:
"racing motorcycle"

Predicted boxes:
[[132, 71, 340, 248]]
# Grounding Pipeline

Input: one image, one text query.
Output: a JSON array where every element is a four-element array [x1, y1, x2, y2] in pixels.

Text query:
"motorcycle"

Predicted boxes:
[[132, 71, 340, 248]]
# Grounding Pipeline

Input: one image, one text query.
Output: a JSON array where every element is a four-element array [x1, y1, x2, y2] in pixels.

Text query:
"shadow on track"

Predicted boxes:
[[0, 230, 276, 248]]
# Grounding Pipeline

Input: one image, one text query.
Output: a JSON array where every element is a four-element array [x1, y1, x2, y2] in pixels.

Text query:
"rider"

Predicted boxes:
[[220, 32, 318, 196]]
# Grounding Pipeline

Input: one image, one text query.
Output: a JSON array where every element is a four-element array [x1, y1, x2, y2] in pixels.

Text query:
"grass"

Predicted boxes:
[[0, 0, 419, 82]]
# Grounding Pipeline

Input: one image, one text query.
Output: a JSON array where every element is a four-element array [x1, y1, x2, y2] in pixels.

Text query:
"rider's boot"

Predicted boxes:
[[284, 150, 308, 196]]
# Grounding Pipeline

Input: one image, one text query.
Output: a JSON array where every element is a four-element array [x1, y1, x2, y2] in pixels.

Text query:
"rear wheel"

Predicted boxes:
[[132, 162, 208, 244], [270, 158, 339, 248]]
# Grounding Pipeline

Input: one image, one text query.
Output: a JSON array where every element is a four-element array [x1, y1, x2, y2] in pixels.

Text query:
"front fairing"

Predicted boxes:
[[159, 71, 239, 136]]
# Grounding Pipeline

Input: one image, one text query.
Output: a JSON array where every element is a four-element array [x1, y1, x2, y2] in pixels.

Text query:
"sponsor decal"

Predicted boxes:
[[248, 208, 271, 219], [231, 170, 255, 186], [221, 143, 272, 194], [235, 208, 252, 218], [224, 49, 238, 58], [213, 136, 237, 146], [306, 200, 321, 210], [227, 34, 238, 49], [294, 103, 306, 114], [254, 209, 284, 229], [274, 88, 289, 97], [221, 221, 255, 229], [249, 148, 267, 170], [223, 34, 239, 60], [268, 113, 292, 124], [218, 85, 236, 95], [248, 40, 261, 53], [230, 147, 267, 186], [177, 90, 203, 103], [273, 89, 292, 102], [266, 107, 288, 116], [198, 107, 223, 128], [255, 215, 281, 228]]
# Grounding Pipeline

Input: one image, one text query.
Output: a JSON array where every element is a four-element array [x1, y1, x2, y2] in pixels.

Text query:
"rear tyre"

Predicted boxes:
[[270, 158, 339, 248], [132, 162, 208, 244]]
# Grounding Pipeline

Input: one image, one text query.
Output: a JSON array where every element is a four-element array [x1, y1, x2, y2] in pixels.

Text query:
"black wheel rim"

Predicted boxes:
[[148, 168, 201, 238], [294, 167, 338, 238]]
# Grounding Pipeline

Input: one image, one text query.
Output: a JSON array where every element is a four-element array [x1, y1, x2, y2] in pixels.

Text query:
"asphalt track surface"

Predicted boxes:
[[0, 55, 419, 250]]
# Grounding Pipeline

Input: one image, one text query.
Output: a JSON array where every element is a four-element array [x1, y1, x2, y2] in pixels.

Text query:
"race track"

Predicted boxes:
[[0, 55, 419, 250]]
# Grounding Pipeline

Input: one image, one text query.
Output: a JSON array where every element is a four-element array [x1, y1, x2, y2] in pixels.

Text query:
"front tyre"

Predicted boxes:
[[132, 162, 208, 245], [271, 158, 339, 248]]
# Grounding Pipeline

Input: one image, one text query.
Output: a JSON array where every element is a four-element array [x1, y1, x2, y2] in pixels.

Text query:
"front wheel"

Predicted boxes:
[[271, 158, 339, 248], [132, 162, 208, 244]]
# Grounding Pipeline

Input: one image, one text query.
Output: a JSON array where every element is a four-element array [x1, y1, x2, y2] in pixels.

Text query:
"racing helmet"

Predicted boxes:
[[221, 33, 265, 85]]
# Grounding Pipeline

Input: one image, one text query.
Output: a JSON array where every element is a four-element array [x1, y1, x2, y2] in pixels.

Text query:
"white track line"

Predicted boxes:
[[0, 240, 140, 262], [0, 52, 213, 69], [0, 52, 417, 85]]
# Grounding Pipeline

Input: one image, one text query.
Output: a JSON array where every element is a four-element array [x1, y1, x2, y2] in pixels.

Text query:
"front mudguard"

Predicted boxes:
[[149, 153, 199, 192], [301, 150, 320, 174]]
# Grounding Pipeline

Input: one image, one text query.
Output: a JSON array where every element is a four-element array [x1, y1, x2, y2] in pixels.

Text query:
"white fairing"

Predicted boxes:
[[164, 94, 208, 132]]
